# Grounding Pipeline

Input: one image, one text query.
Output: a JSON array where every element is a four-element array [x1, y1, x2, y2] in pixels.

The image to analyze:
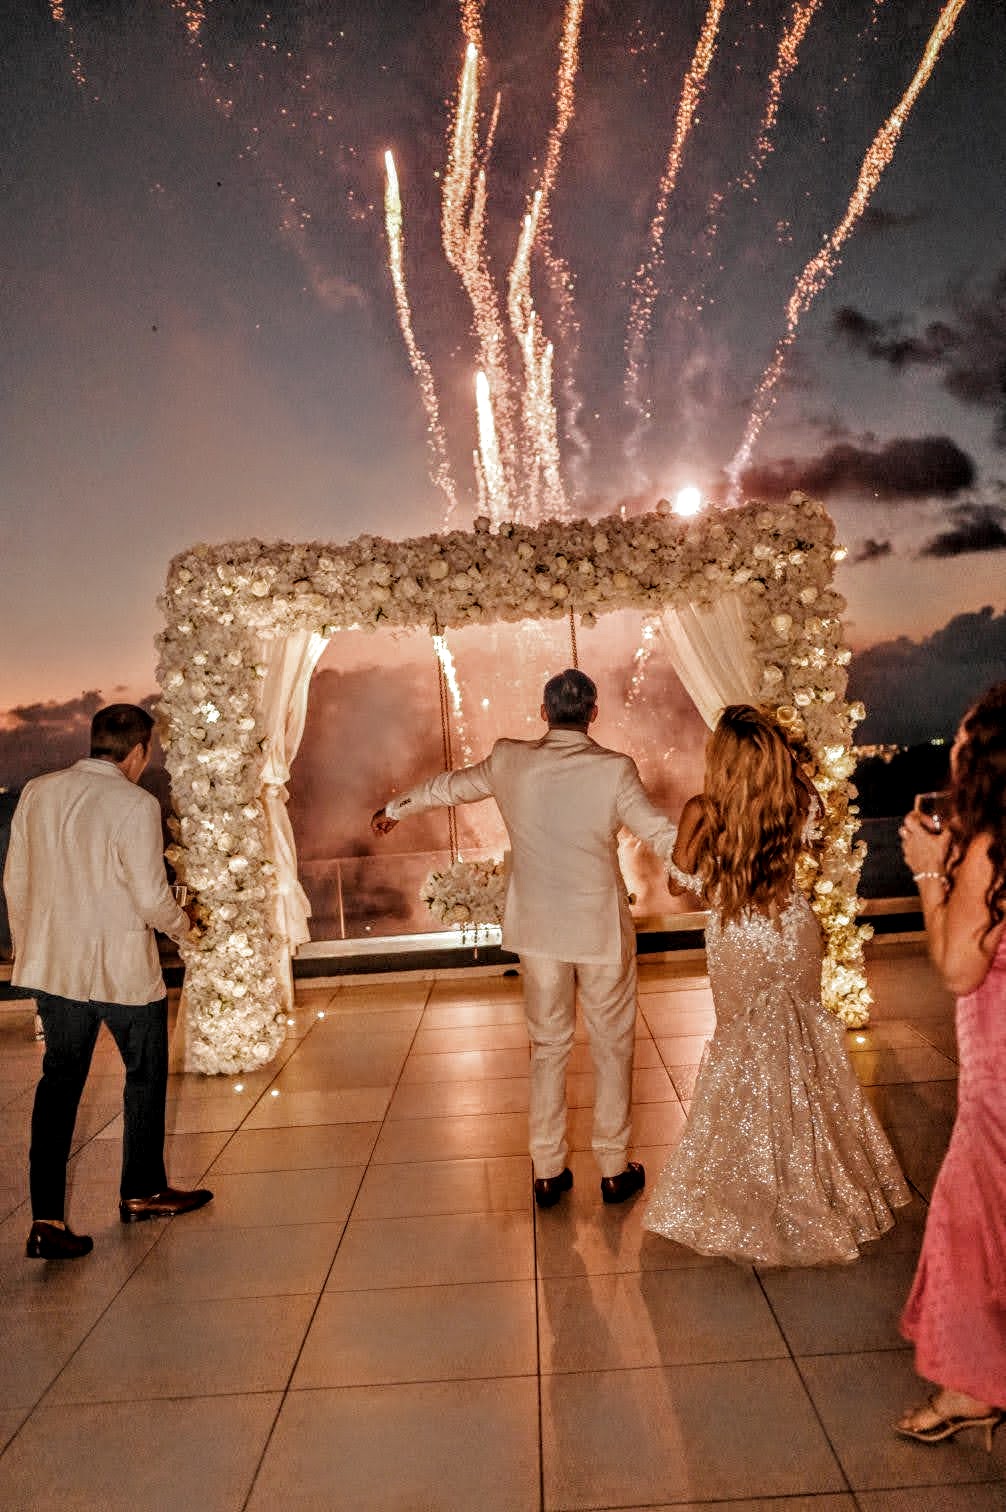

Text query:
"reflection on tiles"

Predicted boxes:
[[0, 942, 987, 1508]]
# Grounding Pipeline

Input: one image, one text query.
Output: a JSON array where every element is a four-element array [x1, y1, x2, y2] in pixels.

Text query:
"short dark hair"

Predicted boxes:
[[543, 668, 597, 726], [90, 704, 155, 762]]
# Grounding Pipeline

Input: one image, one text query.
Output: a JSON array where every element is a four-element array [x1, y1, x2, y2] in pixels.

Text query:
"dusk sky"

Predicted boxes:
[[2, 0, 1005, 781]]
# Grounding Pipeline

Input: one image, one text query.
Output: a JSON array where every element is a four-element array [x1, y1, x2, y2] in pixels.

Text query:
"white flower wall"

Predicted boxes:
[[158, 491, 870, 1074]]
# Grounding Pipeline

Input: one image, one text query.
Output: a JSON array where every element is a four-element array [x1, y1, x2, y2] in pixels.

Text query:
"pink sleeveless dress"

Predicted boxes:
[[901, 929, 1006, 1404]]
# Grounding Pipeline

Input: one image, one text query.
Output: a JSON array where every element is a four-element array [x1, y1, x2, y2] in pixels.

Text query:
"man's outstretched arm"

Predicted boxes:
[[372, 752, 496, 836]]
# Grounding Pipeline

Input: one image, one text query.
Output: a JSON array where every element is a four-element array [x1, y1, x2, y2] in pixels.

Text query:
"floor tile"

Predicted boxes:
[[856, 1487, 1006, 1511], [180, 1165, 364, 1227], [0, 1393, 281, 1512], [654, 1033, 712, 1066], [248, 1377, 540, 1511], [542, 1359, 845, 1508], [47, 1293, 316, 1403], [412, 1022, 531, 1054], [241, 1086, 393, 1129], [401, 1046, 531, 1082], [293, 1279, 537, 1387], [386, 1075, 530, 1120], [209, 1121, 380, 1174], [759, 1246, 922, 1355], [640, 1500, 856, 1512], [567, 1099, 687, 1152], [0, 1302, 109, 1409], [311, 1007, 423, 1035], [850, 1047, 959, 1086], [539, 1265, 786, 1373], [273, 1031, 414, 1089], [798, 1349, 1006, 1489], [420, 1000, 529, 1029], [326, 1211, 534, 1290], [353, 1154, 530, 1218], [122, 1220, 344, 1300], [68, 1129, 229, 1188], [371, 1110, 530, 1164]]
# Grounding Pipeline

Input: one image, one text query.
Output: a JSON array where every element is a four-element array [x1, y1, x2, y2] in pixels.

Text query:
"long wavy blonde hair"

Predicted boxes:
[[691, 705, 811, 923]]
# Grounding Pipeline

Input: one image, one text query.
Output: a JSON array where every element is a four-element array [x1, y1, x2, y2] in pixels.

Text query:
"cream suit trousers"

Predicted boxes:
[[520, 937, 638, 1180]]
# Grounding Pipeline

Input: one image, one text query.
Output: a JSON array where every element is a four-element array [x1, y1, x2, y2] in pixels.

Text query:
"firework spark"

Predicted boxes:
[[433, 632, 474, 765], [740, 0, 824, 191], [475, 370, 510, 524], [169, 0, 207, 42], [384, 151, 459, 522], [726, 0, 968, 500], [624, 0, 727, 443], [50, 0, 87, 89]]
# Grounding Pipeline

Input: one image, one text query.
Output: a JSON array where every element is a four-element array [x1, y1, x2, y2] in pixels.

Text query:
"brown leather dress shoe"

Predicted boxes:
[[600, 1161, 645, 1204], [119, 1187, 214, 1223], [533, 1167, 573, 1209], [26, 1221, 94, 1260]]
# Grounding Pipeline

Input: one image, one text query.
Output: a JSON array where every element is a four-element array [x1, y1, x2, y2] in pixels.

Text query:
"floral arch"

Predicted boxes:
[[158, 491, 869, 1075]]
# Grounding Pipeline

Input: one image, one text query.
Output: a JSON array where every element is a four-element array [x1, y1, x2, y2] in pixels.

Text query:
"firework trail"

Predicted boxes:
[[624, 0, 727, 447], [460, 0, 484, 51], [675, 0, 823, 324], [506, 0, 584, 520], [476, 370, 510, 523], [726, 0, 968, 501], [384, 151, 460, 522], [433, 633, 474, 765], [740, 0, 824, 192], [49, 1, 87, 89]]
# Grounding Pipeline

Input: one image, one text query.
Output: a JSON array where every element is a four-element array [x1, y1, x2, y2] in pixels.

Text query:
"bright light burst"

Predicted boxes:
[[726, 0, 968, 502], [673, 485, 703, 517]]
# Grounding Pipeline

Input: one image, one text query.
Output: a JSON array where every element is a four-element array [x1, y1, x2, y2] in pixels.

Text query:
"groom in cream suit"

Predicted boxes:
[[372, 668, 679, 1207]]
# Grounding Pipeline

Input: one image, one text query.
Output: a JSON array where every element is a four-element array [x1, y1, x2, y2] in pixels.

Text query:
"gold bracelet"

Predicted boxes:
[[912, 870, 946, 885]]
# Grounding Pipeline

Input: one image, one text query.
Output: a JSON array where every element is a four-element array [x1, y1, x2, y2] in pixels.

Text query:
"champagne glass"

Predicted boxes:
[[914, 790, 952, 834]]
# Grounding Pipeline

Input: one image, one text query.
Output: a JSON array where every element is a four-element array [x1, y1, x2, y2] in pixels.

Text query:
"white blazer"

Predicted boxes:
[[4, 759, 188, 1005], [387, 729, 679, 964]]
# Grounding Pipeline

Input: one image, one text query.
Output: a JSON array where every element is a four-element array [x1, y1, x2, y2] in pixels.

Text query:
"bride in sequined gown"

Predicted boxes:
[[644, 705, 909, 1268]]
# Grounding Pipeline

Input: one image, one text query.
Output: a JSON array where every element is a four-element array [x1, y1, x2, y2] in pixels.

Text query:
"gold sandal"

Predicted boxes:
[[895, 1395, 1004, 1452]]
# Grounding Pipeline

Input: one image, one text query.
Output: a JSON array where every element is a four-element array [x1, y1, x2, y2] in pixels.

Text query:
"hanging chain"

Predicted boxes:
[[568, 606, 579, 669], [432, 619, 460, 863]]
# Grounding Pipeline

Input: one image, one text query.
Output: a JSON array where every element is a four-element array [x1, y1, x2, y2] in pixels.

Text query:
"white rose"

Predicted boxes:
[[428, 559, 449, 580], [771, 613, 793, 637]]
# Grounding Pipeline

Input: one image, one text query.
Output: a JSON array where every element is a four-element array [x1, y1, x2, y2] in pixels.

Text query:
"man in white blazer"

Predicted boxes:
[[372, 668, 679, 1208], [5, 704, 213, 1259]]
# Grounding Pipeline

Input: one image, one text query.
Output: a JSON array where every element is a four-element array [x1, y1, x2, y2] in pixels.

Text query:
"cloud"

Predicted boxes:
[[740, 435, 975, 502], [831, 266, 1006, 443], [848, 607, 1006, 744], [0, 691, 162, 789], [850, 537, 893, 564], [919, 503, 1006, 559]]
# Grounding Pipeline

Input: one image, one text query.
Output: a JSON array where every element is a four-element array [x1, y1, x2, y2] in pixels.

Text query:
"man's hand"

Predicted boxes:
[[371, 807, 398, 836]]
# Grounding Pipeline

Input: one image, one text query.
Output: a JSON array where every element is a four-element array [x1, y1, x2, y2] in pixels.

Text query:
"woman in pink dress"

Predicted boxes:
[[897, 678, 1006, 1450]]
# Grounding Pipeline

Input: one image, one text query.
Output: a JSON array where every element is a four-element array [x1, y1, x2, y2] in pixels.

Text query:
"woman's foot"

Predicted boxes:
[[896, 1389, 1003, 1450]]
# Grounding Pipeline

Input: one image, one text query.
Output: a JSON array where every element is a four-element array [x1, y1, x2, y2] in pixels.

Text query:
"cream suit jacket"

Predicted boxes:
[[4, 758, 188, 1005], [387, 728, 679, 964]]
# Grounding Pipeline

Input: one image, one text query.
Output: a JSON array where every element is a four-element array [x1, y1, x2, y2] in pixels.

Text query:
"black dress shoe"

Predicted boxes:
[[26, 1221, 94, 1260], [533, 1167, 573, 1209], [119, 1187, 214, 1223], [600, 1161, 645, 1205]]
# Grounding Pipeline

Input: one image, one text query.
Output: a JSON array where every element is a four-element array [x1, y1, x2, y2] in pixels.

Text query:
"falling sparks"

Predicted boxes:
[[170, 0, 207, 42], [624, 0, 727, 444], [475, 370, 509, 524], [726, 0, 969, 501], [739, 0, 824, 192], [432, 633, 474, 765], [49, 0, 87, 89], [384, 151, 459, 521]]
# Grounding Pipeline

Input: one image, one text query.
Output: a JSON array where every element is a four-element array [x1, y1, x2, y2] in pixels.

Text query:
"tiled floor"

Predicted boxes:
[[0, 943, 1002, 1510]]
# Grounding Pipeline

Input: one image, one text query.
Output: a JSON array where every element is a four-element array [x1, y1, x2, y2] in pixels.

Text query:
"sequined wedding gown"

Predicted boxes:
[[644, 861, 910, 1267]]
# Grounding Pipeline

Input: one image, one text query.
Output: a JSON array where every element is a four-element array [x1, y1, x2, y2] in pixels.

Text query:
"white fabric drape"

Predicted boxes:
[[257, 631, 329, 999], [657, 592, 760, 729]]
